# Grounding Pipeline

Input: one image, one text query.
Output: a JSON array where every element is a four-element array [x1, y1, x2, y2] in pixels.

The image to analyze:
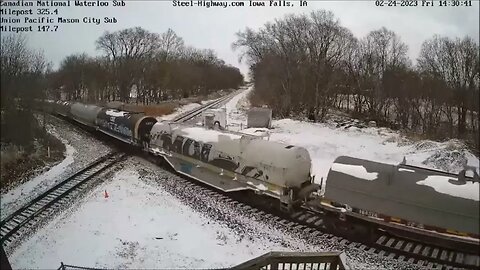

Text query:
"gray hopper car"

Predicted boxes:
[[323, 156, 479, 238], [70, 103, 103, 127], [96, 108, 157, 145]]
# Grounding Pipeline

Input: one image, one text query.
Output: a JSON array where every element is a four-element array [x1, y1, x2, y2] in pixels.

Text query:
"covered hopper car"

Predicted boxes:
[[320, 156, 479, 243], [96, 108, 157, 145]]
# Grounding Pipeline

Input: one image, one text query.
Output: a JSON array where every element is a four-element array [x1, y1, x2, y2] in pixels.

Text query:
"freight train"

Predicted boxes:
[[39, 100, 479, 245]]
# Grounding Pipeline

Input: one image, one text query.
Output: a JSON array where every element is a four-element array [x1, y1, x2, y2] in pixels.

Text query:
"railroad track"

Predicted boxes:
[[155, 168, 479, 270], [0, 152, 126, 249], [290, 209, 480, 269], [172, 92, 236, 123]]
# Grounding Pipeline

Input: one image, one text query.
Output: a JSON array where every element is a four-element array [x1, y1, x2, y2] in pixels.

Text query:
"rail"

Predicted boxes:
[[172, 92, 235, 123], [0, 152, 126, 248]]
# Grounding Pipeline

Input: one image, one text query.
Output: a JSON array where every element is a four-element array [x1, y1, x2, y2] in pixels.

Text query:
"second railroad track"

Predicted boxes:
[[0, 151, 126, 250]]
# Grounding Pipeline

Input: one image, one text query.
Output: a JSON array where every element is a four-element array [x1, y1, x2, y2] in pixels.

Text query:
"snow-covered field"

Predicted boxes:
[[9, 157, 416, 269], [0, 116, 112, 220]]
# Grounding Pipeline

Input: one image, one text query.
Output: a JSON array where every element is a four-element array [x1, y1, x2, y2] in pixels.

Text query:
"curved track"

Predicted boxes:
[[0, 152, 126, 249]]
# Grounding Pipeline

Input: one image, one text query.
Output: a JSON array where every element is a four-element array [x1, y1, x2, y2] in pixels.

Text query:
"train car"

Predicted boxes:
[[54, 101, 72, 117], [149, 122, 318, 209], [95, 108, 157, 145], [321, 156, 479, 239], [70, 102, 103, 128]]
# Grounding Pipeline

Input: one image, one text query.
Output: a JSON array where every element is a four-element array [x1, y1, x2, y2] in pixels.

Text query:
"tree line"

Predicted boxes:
[[1, 28, 243, 152], [51, 27, 244, 103], [233, 10, 479, 151], [1, 35, 51, 149]]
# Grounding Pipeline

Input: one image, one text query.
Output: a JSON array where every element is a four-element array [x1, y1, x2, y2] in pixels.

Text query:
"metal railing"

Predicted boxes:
[[231, 251, 352, 270], [57, 251, 352, 270]]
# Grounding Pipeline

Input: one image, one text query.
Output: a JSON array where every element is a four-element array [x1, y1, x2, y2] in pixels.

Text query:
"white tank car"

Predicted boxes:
[[149, 122, 318, 208]]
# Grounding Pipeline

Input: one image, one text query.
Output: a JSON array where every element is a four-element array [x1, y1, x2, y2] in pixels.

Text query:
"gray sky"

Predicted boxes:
[[12, 0, 480, 76]]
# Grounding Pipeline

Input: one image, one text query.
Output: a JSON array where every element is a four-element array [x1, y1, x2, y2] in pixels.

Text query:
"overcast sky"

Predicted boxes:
[[8, 0, 480, 76]]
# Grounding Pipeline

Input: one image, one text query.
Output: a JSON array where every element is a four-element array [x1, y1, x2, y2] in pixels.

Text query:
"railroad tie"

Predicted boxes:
[[376, 235, 387, 245], [421, 246, 431, 257], [454, 253, 464, 264], [347, 242, 358, 248], [440, 250, 448, 261], [297, 213, 310, 221], [394, 240, 404, 250], [385, 238, 396, 248], [305, 216, 318, 224], [403, 242, 413, 252], [447, 251, 455, 262], [416, 260, 425, 267], [313, 219, 323, 226], [412, 244, 423, 254]]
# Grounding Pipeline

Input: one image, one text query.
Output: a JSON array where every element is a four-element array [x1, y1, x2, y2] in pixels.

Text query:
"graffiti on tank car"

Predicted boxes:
[[154, 131, 263, 177], [193, 141, 201, 159], [160, 133, 173, 150], [200, 144, 212, 163], [173, 136, 185, 153], [182, 138, 194, 155], [97, 118, 132, 138]]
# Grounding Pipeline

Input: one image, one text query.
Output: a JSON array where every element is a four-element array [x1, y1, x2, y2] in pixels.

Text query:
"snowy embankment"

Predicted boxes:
[[10, 157, 416, 269], [0, 116, 111, 219], [225, 89, 479, 185]]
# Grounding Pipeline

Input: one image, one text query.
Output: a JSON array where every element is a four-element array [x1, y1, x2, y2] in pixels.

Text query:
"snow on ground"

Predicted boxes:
[[225, 86, 252, 130], [0, 127, 75, 219], [224, 89, 479, 187], [10, 157, 417, 269], [265, 119, 479, 185], [0, 116, 111, 219]]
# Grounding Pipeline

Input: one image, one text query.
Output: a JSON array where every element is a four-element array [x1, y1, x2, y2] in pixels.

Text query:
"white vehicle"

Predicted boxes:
[[202, 108, 227, 130]]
